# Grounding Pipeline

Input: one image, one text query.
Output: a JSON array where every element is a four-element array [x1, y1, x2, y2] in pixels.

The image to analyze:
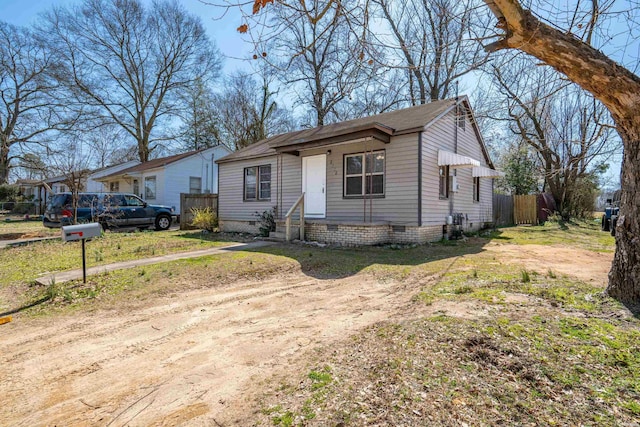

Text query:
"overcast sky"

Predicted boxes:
[[0, 0, 253, 74]]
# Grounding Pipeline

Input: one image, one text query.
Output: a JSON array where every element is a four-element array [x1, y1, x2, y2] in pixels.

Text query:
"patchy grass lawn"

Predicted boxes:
[[245, 222, 637, 426], [4, 219, 637, 426], [0, 229, 251, 290], [490, 218, 614, 252], [0, 217, 59, 240]]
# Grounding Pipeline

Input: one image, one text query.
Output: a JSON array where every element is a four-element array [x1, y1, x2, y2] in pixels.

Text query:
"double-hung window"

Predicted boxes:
[[189, 177, 202, 194], [144, 176, 156, 199], [244, 165, 271, 201], [344, 151, 385, 197]]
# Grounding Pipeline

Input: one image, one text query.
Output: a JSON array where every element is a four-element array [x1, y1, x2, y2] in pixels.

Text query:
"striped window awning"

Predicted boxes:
[[472, 166, 505, 178], [437, 150, 480, 168]]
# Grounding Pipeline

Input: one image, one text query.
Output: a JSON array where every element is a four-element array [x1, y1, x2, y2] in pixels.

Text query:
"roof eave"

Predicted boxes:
[[273, 127, 392, 155]]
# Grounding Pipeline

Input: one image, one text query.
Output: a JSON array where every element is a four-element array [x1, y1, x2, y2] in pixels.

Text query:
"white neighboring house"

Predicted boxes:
[[39, 161, 140, 204], [95, 146, 232, 212], [86, 160, 140, 192]]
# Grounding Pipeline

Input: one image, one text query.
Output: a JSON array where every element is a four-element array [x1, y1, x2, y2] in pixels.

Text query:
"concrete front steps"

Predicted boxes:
[[267, 221, 301, 241]]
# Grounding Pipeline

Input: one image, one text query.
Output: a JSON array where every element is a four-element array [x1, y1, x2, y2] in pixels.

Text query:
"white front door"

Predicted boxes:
[[302, 154, 326, 218]]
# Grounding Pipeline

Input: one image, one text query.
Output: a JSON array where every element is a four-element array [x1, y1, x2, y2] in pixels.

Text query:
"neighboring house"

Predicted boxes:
[[15, 179, 40, 199], [86, 160, 140, 192], [95, 145, 232, 211], [44, 175, 75, 195], [216, 96, 503, 246]]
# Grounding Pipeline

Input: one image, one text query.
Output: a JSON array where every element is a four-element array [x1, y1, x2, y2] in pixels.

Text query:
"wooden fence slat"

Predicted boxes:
[[493, 194, 514, 226], [180, 193, 218, 230], [513, 194, 537, 225]]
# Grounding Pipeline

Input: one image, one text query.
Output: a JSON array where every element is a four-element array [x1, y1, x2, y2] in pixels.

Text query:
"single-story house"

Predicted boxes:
[[216, 96, 503, 246], [95, 145, 231, 211], [86, 160, 140, 192], [15, 179, 40, 199]]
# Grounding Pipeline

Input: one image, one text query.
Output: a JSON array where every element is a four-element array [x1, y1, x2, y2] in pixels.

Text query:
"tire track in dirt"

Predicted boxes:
[[1, 272, 417, 426]]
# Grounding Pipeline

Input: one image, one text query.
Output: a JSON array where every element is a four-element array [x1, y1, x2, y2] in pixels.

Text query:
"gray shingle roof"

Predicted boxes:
[[217, 98, 457, 163]]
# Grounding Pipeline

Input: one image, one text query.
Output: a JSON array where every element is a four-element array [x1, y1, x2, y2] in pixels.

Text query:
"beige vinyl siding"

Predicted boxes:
[[279, 154, 302, 219], [421, 110, 493, 226], [300, 133, 420, 225], [218, 156, 279, 221]]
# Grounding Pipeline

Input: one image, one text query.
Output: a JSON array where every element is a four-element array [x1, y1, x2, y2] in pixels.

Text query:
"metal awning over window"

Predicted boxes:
[[437, 150, 480, 168], [472, 166, 505, 178]]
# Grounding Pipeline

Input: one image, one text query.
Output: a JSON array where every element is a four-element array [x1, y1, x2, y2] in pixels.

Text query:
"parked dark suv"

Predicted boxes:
[[43, 192, 176, 230]]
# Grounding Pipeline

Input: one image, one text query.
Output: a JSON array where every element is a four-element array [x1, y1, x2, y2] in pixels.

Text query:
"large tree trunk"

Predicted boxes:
[[607, 128, 640, 304], [483, 0, 640, 306], [0, 143, 10, 185]]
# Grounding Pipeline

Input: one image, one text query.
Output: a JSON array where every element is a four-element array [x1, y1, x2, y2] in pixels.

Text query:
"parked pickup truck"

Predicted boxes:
[[43, 192, 176, 231]]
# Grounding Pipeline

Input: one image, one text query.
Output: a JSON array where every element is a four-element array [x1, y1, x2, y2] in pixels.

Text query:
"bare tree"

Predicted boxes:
[[484, 55, 619, 218], [266, 0, 376, 126], [47, 139, 94, 224], [43, 0, 222, 163], [216, 72, 295, 150], [0, 22, 74, 184], [83, 124, 135, 169], [177, 78, 222, 151], [371, 0, 490, 104]]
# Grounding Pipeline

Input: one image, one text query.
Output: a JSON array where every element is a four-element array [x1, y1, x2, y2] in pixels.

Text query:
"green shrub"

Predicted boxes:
[[0, 184, 19, 202], [190, 207, 218, 232], [255, 207, 277, 237]]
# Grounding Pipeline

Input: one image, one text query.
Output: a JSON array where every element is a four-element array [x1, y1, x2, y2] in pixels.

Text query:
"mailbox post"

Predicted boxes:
[[61, 223, 102, 283]]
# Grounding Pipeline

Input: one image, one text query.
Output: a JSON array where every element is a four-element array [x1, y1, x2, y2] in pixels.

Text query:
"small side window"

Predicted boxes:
[[439, 166, 450, 199]]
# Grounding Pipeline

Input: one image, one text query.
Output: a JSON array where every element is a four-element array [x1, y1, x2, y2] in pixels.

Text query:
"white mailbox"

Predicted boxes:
[[61, 223, 102, 242]]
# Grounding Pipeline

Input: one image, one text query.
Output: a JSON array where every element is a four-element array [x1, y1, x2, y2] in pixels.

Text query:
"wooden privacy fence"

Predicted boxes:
[[493, 194, 515, 227], [513, 194, 538, 225], [180, 193, 218, 230]]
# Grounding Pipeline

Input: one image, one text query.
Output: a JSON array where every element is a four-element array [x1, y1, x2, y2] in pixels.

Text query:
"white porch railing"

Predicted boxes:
[[285, 193, 305, 242]]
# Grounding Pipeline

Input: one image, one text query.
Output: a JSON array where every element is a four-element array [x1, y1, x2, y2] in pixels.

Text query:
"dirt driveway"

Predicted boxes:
[[2, 274, 417, 426], [0, 243, 613, 426]]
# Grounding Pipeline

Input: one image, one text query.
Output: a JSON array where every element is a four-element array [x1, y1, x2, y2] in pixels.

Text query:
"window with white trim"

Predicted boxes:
[[344, 151, 385, 197], [244, 165, 271, 201], [144, 176, 156, 199], [189, 176, 202, 194], [109, 181, 119, 192]]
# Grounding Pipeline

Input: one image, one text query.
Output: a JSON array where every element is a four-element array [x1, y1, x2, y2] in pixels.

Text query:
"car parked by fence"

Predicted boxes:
[[43, 192, 176, 230]]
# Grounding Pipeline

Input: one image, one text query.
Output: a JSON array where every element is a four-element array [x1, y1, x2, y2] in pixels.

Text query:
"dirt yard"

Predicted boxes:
[[0, 242, 614, 426]]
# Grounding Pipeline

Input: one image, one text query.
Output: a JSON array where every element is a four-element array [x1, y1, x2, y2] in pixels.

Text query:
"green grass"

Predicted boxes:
[[5, 221, 616, 317], [250, 222, 635, 426], [0, 218, 59, 237], [0, 230, 242, 288], [4, 220, 631, 425], [258, 312, 639, 426], [489, 218, 614, 252]]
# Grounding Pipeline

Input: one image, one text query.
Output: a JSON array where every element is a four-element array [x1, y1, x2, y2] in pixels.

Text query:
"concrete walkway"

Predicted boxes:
[[0, 236, 59, 249], [34, 240, 275, 285]]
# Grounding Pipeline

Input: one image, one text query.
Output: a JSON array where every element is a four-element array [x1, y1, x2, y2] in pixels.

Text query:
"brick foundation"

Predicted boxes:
[[219, 219, 261, 234], [221, 219, 446, 246], [306, 222, 445, 246]]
